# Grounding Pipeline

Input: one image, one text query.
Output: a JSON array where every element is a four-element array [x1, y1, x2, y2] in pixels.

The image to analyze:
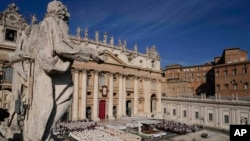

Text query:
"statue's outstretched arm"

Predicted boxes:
[[57, 40, 104, 64]]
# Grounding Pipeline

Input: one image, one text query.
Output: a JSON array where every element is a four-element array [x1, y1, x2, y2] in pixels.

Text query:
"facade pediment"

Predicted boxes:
[[0, 3, 27, 28], [99, 50, 126, 66]]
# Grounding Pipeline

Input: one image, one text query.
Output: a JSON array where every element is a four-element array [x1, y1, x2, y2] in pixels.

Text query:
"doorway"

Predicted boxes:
[[99, 100, 106, 120]]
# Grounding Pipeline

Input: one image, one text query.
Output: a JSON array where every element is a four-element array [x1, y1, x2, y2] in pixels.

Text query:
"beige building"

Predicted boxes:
[[162, 96, 250, 130], [0, 3, 27, 109], [69, 30, 163, 121], [0, 3, 163, 122]]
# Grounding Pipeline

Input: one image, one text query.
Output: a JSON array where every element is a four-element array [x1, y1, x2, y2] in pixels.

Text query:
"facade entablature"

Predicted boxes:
[[69, 29, 161, 71]]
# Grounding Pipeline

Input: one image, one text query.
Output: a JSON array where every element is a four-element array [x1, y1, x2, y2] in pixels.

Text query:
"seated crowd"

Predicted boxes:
[[53, 120, 141, 141], [156, 120, 203, 135]]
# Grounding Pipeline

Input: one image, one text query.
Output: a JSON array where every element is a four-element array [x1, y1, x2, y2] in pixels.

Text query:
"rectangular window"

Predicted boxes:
[[224, 115, 229, 124], [244, 83, 248, 90], [224, 84, 229, 90], [216, 85, 220, 91], [233, 84, 237, 90], [99, 75, 106, 86], [3, 67, 13, 82], [215, 72, 219, 77], [87, 92, 91, 96], [5, 29, 17, 42], [244, 69, 247, 74], [113, 77, 118, 87], [233, 69, 237, 75], [87, 76, 91, 86], [195, 112, 199, 119], [173, 109, 176, 116], [164, 108, 167, 114], [183, 110, 187, 117], [126, 79, 131, 88], [224, 70, 228, 76], [151, 61, 155, 68], [209, 113, 213, 121]]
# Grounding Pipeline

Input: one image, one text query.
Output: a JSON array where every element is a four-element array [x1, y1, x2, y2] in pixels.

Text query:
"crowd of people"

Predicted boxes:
[[53, 120, 141, 141], [69, 127, 123, 141], [53, 120, 97, 136], [156, 120, 203, 135]]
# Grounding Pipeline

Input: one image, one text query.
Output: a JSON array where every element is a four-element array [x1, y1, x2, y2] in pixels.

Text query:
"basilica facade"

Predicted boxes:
[[68, 30, 163, 121]]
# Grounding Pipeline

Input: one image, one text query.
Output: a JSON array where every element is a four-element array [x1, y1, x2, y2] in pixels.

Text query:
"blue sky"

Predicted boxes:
[[1, 0, 250, 68]]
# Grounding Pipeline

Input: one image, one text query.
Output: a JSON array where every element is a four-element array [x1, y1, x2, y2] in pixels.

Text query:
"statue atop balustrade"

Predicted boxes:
[[77, 26, 82, 37], [84, 28, 88, 39], [95, 30, 99, 41], [103, 32, 108, 44]]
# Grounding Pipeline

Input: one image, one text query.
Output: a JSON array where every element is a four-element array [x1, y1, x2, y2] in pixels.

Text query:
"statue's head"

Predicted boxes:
[[46, 0, 70, 23]]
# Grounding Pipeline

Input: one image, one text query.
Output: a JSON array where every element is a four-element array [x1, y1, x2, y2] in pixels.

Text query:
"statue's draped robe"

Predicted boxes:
[[23, 16, 97, 141]]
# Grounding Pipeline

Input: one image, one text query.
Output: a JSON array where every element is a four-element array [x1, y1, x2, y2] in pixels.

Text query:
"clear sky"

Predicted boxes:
[[1, 0, 250, 68]]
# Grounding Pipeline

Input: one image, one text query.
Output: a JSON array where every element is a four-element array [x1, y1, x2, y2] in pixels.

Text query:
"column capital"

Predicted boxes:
[[108, 72, 115, 75], [134, 76, 140, 80], [143, 77, 151, 81], [115, 73, 126, 77], [73, 68, 80, 73], [93, 70, 100, 75], [108, 72, 115, 78], [81, 68, 88, 73]]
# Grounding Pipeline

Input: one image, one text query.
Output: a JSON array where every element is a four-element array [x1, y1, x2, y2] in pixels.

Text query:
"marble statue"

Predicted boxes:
[[134, 44, 138, 52], [76, 26, 81, 37], [123, 40, 127, 49], [118, 38, 122, 47], [103, 32, 107, 44], [31, 14, 37, 25], [95, 30, 99, 41], [84, 28, 88, 39], [110, 36, 114, 45], [7, 0, 104, 141]]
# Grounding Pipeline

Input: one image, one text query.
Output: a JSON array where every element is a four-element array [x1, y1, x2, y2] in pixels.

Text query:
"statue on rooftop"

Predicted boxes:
[[77, 26, 82, 37], [134, 44, 138, 53], [110, 36, 114, 46], [103, 32, 107, 44], [84, 28, 88, 39], [31, 14, 37, 25], [118, 38, 122, 47], [95, 30, 99, 41], [123, 40, 127, 49], [7, 0, 104, 141]]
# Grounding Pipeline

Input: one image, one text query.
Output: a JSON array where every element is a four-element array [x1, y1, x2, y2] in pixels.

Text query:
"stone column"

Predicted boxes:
[[178, 104, 181, 120], [231, 108, 235, 125], [117, 74, 123, 118], [215, 107, 219, 128], [108, 73, 115, 119], [218, 107, 222, 128], [133, 76, 138, 115], [92, 71, 100, 121], [80, 69, 87, 120], [204, 106, 207, 126], [72, 69, 79, 121], [122, 75, 126, 116], [144, 78, 150, 116], [167, 103, 170, 119], [156, 80, 162, 118], [235, 109, 239, 124], [189, 105, 193, 122]]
